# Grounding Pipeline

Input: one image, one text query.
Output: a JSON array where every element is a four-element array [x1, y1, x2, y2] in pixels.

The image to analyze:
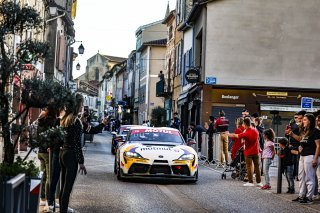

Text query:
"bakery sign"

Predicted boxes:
[[221, 95, 239, 100], [185, 68, 200, 84]]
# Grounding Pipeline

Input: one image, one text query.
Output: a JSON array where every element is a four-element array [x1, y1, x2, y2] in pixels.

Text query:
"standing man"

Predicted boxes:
[[214, 110, 230, 166], [188, 122, 207, 152], [172, 112, 181, 130], [205, 116, 216, 163], [226, 117, 263, 187], [242, 109, 250, 118], [286, 110, 306, 180]]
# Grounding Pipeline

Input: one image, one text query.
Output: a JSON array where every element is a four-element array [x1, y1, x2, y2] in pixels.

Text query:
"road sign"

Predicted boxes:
[[301, 97, 313, 109], [205, 77, 216, 85]]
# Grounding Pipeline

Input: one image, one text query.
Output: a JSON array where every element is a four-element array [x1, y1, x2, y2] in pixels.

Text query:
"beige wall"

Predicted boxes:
[[206, 0, 320, 89], [141, 23, 167, 45]]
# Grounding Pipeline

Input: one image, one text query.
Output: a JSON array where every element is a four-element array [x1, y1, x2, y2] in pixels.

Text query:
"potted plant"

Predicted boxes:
[[0, 156, 40, 212]]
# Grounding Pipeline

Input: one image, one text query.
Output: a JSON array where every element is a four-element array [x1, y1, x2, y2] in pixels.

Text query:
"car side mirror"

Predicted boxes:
[[187, 138, 196, 146]]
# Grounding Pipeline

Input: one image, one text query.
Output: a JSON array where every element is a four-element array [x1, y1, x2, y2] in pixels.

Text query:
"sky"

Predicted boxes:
[[72, 0, 176, 78]]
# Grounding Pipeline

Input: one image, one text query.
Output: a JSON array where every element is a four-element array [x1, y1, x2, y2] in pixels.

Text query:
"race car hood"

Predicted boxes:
[[125, 143, 196, 161]]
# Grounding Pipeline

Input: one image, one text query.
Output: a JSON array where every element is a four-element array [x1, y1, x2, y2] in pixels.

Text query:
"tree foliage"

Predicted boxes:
[[151, 106, 166, 127], [0, 1, 52, 164]]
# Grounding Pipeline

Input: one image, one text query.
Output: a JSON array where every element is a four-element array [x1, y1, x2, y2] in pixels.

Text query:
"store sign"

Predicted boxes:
[[185, 69, 200, 84], [267, 92, 288, 96], [221, 95, 239, 100], [301, 97, 313, 109]]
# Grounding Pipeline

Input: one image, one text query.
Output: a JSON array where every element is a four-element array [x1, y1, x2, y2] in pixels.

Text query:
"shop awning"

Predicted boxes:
[[177, 92, 188, 105], [260, 104, 320, 112]]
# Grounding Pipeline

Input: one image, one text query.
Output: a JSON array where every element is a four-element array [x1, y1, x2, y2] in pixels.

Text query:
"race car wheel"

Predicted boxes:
[[114, 158, 117, 175], [111, 145, 116, 155], [117, 161, 123, 180], [189, 171, 198, 183]]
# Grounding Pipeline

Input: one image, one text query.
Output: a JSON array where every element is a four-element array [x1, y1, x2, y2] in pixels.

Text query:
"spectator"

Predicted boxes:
[[188, 122, 206, 152], [171, 112, 181, 130], [37, 106, 59, 207], [215, 110, 230, 166], [205, 116, 216, 163], [59, 94, 87, 213], [231, 117, 244, 160], [278, 137, 298, 194], [286, 110, 306, 180], [290, 113, 320, 204], [261, 128, 276, 190], [146, 120, 151, 127], [142, 120, 148, 126], [226, 117, 262, 187], [255, 117, 265, 175], [242, 109, 250, 118]]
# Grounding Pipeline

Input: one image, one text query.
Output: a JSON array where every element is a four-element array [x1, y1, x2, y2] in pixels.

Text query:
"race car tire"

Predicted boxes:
[[111, 145, 116, 155], [117, 161, 123, 180], [189, 171, 198, 183], [114, 158, 117, 175]]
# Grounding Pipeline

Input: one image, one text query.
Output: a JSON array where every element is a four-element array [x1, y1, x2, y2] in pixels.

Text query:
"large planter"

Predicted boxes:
[[0, 175, 41, 213]]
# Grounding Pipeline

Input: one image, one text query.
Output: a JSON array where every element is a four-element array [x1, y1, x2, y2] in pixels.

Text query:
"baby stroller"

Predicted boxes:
[[221, 146, 246, 180]]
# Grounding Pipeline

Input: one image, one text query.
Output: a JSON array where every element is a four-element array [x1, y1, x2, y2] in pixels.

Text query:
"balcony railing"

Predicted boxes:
[[156, 79, 172, 97]]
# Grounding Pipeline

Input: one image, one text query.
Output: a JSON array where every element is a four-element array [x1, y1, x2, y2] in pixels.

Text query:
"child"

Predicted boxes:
[[278, 138, 298, 194], [261, 128, 276, 190]]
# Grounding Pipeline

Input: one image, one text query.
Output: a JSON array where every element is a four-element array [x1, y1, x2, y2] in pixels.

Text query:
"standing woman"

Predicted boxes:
[[290, 113, 320, 204], [59, 94, 87, 213]]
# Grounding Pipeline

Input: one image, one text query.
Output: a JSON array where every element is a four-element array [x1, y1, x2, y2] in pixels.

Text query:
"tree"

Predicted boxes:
[[151, 106, 166, 127], [0, 1, 51, 164]]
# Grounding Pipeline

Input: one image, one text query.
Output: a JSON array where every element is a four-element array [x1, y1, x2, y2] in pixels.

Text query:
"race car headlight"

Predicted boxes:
[[124, 151, 143, 158], [178, 154, 195, 160]]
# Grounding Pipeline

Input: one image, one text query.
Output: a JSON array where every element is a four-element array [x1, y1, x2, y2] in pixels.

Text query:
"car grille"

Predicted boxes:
[[128, 163, 150, 174], [150, 165, 171, 174], [172, 165, 190, 176], [153, 160, 168, 164]]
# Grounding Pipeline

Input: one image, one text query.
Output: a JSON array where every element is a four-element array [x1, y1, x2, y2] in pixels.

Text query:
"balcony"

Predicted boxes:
[[156, 79, 172, 97]]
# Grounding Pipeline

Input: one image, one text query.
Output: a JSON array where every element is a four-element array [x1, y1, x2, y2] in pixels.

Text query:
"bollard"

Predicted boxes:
[[277, 155, 282, 193]]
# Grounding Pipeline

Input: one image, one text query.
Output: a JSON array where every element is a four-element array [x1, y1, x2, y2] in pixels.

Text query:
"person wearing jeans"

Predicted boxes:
[[226, 117, 262, 187], [289, 113, 320, 204]]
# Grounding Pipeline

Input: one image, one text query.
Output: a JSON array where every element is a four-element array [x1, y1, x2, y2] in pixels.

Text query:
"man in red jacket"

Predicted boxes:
[[226, 117, 262, 187], [214, 110, 230, 165]]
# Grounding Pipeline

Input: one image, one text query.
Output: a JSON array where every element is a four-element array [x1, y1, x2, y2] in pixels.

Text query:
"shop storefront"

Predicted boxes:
[[208, 87, 320, 136]]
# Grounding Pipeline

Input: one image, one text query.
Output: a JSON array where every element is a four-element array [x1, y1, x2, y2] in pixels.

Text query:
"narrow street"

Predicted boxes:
[[68, 131, 319, 213]]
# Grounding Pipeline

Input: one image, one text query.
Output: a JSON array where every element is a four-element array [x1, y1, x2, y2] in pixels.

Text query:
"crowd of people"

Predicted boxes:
[[35, 93, 108, 213], [188, 108, 320, 204]]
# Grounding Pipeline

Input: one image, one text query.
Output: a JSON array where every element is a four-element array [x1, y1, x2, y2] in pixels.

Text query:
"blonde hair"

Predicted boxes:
[[60, 94, 84, 128]]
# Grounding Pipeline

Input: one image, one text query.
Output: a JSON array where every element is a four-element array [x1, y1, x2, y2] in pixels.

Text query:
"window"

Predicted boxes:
[[169, 26, 173, 40], [182, 48, 193, 86], [95, 68, 99, 81]]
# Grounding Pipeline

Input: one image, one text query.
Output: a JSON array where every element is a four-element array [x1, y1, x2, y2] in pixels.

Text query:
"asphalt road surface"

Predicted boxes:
[[68, 131, 319, 213]]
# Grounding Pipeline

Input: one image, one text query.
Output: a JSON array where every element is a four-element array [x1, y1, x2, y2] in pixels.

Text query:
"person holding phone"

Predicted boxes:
[[290, 114, 320, 204], [59, 94, 87, 213]]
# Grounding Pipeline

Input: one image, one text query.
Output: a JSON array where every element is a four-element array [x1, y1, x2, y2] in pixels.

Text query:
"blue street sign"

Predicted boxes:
[[301, 97, 313, 109], [205, 77, 216, 85]]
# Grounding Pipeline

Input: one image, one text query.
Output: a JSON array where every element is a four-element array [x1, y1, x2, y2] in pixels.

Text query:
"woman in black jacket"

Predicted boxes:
[[59, 94, 87, 213]]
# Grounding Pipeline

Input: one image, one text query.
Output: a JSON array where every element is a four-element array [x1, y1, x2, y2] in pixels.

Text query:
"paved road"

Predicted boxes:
[[68, 131, 319, 213]]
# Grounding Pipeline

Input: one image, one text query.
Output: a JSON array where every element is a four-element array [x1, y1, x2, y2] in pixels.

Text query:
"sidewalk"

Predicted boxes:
[[202, 159, 320, 212]]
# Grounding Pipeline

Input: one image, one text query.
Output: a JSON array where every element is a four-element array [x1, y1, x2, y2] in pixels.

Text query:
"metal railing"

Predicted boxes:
[[5, 174, 26, 213]]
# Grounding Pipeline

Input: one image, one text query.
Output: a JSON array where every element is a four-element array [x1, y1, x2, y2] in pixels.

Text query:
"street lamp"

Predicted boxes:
[[78, 43, 85, 55], [76, 62, 80, 70], [46, 1, 65, 23]]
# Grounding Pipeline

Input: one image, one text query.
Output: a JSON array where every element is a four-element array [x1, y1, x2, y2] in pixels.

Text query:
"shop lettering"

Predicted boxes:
[[221, 95, 239, 100]]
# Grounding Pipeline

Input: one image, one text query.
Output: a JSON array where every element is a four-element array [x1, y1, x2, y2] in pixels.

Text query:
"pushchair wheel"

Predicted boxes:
[[221, 173, 226, 179], [231, 172, 237, 179]]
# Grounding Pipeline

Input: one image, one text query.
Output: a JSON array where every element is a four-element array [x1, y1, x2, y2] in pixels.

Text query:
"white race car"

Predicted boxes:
[[114, 127, 198, 182]]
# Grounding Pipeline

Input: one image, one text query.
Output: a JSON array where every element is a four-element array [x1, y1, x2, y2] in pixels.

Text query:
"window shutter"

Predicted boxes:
[[58, 36, 66, 72]]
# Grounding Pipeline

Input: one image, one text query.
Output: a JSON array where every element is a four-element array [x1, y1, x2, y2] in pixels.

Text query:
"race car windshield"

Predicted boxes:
[[128, 129, 183, 143]]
